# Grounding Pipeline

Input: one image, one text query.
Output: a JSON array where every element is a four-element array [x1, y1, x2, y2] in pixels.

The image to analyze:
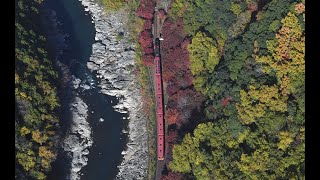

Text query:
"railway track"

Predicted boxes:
[[153, 3, 166, 180]]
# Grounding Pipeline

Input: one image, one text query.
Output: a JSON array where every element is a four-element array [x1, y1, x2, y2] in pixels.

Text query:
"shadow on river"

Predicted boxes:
[[42, 0, 129, 179]]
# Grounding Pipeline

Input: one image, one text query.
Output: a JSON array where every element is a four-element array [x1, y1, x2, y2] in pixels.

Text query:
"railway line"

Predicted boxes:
[[152, 3, 166, 179]]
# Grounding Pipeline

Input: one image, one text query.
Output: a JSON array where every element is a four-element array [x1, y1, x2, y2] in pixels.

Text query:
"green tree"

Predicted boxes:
[[188, 32, 221, 94], [230, 3, 242, 16], [277, 131, 294, 151], [256, 12, 305, 96], [16, 150, 36, 171], [20, 126, 31, 136], [236, 85, 287, 124]]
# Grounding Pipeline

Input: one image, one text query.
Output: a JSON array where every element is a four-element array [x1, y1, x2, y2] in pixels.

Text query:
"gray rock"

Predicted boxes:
[[92, 42, 106, 54], [80, 84, 91, 90], [71, 76, 82, 89], [78, 0, 148, 179], [63, 96, 92, 180], [41, 10, 94, 180]]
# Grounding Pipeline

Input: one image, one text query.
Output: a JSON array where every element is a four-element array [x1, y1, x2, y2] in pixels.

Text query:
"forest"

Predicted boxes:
[[132, 0, 305, 179], [161, 0, 305, 179], [15, 0, 61, 179]]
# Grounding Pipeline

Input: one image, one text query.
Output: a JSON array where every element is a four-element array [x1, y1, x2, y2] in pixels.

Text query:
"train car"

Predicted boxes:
[[154, 47, 164, 160], [158, 135, 164, 160]]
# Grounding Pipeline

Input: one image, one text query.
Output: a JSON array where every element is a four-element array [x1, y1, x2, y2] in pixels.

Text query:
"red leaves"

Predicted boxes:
[[161, 172, 184, 180], [138, 30, 153, 49], [166, 79, 179, 96], [142, 54, 154, 66], [221, 96, 233, 107], [164, 129, 178, 164], [143, 20, 152, 30], [158, 9, 167, 19], [138, 29, 154, 66], [161, 19, 192, 94], [161, 19, 186, 50], [162, 45, 192, 94], [144, 47, 154, 54], [160, 18, 204, 127], [165, 88, 204, 127], [136, 7, 154, 19], [136, 0, 155, 20], [165, 108, 179, 125], [137, 0, 156, 66]]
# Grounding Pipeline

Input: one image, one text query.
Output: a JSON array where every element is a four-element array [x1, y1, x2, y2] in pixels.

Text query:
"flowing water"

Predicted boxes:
[[44, 0, 128, 179]]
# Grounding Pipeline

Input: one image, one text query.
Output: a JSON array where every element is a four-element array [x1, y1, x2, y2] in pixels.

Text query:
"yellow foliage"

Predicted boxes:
[[188, 32, 221, 95], [19, 92, 28, 99], [20, 126, 31, 136], [237, 129, 250, 143], [38, 146, 55, 159], [237, 149, 270, 179], [32, 130, 48, 145], [170, 0, 188, 18], [188, 32, 220, 75], [256, 12, 305, 96], [230, 3, 242, 16], [39, 146, 56, 169], [16, 150, 36, 171], [236, 85, 287, 124], [277, 131, 294, 151]]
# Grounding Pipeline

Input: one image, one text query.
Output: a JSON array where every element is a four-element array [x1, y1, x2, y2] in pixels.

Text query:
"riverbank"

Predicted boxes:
[[40, 5, 94, 180], [41, 0, 135, 179], [78, 0, 148, 179]]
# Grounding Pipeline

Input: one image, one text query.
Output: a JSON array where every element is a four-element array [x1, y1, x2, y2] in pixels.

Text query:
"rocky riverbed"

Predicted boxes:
[[63, 94, 92, 180], [78, 0, 148, 179], [41, 7, 94, 180]]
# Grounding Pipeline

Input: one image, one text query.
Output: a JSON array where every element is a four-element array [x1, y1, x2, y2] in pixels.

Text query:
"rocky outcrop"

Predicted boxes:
[[78, 0, 148, 179], [63, 95, 92, 180], [41, 8, 93, 180], [58, 59, 93, 180]]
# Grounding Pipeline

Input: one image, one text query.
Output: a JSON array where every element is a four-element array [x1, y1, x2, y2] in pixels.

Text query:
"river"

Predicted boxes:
[[43, 0, 129, 179]]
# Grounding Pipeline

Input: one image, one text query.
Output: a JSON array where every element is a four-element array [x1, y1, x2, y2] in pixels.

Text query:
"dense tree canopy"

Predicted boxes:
[[167, 0, 305, 179], [188, 32, 220, 94], [15, 0, 61, 179]]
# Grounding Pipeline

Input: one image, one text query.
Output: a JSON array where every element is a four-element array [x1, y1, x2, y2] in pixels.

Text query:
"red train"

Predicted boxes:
[[154, 38, 164, 160]]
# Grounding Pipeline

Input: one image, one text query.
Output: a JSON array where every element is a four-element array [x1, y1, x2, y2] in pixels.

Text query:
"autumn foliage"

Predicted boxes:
[[142, 54, 154, 66], [221, 96, 232, 107], [161, 171, 185, 180], [158, 9, 167, 19], [136, 0, 155, 20], [165, 89, 204, 126], [159, 14, 205, 180], [138, 30, 152, 49], [137, 4, 155, 66], [136, 1, 205, 178]]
